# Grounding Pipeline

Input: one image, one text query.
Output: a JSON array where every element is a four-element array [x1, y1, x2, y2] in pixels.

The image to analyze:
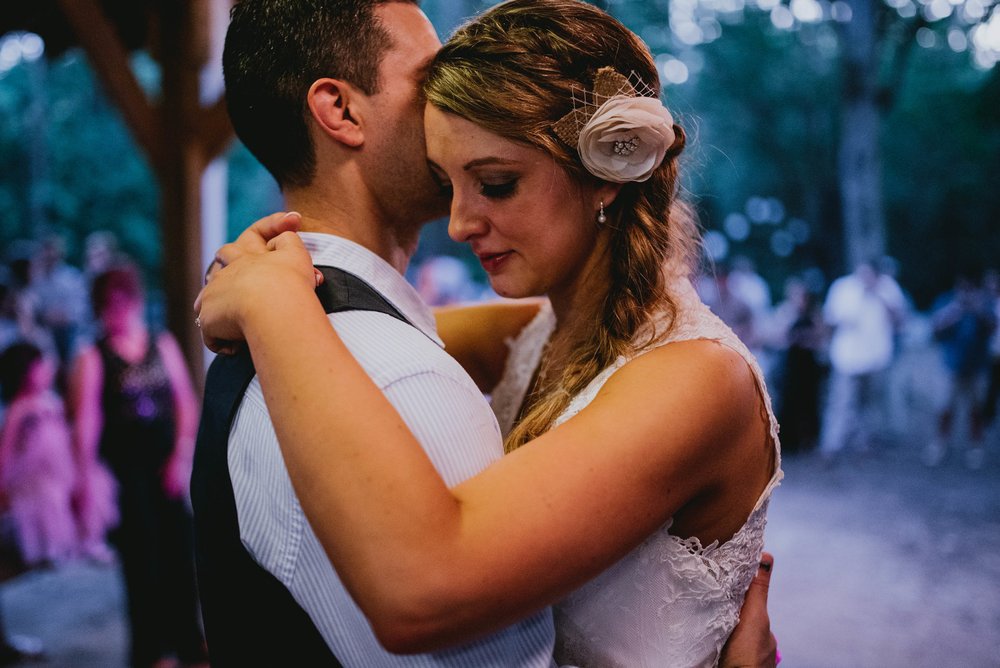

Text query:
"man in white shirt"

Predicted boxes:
[[193, 1, 775, 665], [819, 260, 907, 460], [194, 2, 553, 665]]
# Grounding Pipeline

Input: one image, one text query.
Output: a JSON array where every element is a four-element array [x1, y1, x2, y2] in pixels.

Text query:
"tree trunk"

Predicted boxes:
[[837, 0, 886, 270]]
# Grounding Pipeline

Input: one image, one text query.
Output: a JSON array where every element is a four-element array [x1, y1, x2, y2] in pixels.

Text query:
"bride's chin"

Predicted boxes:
[[488, 278, 537, 300]]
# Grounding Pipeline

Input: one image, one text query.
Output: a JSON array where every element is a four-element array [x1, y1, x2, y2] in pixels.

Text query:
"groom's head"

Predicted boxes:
[[223, 1, 442, 222]]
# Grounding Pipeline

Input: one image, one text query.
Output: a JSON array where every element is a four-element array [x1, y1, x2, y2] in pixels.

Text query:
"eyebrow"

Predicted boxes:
[[426, 157, 522, 175], [462, 157, 521, 170]]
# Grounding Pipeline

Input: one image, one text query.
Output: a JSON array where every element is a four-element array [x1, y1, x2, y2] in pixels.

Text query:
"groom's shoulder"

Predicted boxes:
[[327, 309, 477, 391]]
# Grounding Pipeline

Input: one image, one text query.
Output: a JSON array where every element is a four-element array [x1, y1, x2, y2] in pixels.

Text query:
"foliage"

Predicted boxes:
[[606, 0, 1000, 306], [678, 13, 844, 285], [0, 52, 159, 276], [883, 50, 1000, 305]]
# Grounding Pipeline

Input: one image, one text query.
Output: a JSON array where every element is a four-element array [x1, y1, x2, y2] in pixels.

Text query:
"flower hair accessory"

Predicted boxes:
[[553, 67, 676, 183]]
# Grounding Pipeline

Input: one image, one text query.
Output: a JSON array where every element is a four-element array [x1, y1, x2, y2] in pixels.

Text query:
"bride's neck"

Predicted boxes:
[[547, 259, 610, 351]]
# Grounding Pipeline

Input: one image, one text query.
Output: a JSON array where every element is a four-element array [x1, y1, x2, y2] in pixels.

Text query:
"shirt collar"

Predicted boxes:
[[298, 232, 444, 347]]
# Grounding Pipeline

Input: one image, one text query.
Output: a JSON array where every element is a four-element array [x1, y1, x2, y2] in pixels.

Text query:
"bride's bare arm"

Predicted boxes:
[[433, 300, 543, 391], [196, 233, 771, 653]]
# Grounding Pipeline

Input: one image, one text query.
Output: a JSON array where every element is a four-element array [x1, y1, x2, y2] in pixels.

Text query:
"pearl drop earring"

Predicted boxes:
[[597, 201, 607, 225]]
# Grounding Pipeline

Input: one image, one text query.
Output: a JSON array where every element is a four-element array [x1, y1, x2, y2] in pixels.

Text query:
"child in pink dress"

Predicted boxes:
[[0, 343, 77, 566], [0, 342, 115, 566]]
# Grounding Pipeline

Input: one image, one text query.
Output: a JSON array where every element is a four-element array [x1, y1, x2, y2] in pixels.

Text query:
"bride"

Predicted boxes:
[[198, 1, 782, 665]]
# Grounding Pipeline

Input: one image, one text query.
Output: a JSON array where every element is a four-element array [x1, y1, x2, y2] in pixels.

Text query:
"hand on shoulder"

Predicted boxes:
[[196, 231, 319, 354]]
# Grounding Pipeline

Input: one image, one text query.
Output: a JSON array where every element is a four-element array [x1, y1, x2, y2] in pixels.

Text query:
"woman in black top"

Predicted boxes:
[[69, 266, 206, 668]]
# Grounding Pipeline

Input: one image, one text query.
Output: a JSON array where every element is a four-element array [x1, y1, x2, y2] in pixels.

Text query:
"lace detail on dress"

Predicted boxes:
[[491, 277, 783, 668], [490, 301, 557, 436], [554, 500, 771, 668]]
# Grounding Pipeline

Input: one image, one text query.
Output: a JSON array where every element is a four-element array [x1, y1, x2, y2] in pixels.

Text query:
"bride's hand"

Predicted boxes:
[[718, 553, 777, 667], [195, 231, 320, 354], [205, 211, 303, 284]]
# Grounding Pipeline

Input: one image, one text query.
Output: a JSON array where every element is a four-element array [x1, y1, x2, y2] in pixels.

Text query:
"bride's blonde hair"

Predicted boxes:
[[425, 0, 700, 452]]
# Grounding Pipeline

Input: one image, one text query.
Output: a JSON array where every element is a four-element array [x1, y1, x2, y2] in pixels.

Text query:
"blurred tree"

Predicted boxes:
[[684, 13, 843, 284], [0, 49, 160, 276], [608, 0, 999, 301], [883, 47, 1000, 305]]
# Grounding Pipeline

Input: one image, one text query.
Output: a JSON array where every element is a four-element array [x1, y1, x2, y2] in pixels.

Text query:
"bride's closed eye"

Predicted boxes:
[[480, 178, 518, 199]]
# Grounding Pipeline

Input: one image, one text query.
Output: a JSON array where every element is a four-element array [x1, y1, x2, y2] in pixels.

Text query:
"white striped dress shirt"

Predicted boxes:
[[229, 232, 556, 667]]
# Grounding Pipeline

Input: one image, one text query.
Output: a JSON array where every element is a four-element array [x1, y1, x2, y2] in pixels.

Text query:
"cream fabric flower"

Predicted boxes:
[[577, 95, 675, 183]]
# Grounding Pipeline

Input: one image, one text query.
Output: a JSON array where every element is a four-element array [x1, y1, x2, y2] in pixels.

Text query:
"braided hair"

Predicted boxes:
[[425, 0, 699, 451]]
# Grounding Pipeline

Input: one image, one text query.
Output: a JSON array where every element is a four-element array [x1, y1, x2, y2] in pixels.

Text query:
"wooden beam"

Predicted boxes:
[[157, 0, 209, 383], [55, 0, 164, 170], [57, 0, 234, 382]]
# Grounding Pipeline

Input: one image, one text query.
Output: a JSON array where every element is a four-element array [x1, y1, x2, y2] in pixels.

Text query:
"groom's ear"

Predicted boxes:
[[307, 78, 365, 148]]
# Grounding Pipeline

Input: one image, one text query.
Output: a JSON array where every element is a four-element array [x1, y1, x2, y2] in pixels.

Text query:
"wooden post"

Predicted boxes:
[[157, 0, 211, 384], [58, 0, 234, 385]]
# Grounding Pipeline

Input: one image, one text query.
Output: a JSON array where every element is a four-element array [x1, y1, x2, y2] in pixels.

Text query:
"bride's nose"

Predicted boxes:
[[447, 194, 489, 243]]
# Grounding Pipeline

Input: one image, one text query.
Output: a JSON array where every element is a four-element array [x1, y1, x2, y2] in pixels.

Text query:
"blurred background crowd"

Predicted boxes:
[[1, 230, 999, 582], [0, 0, 998, 664], [412, 248, 1000, 469], [0, 231, 206, 667], [1, 230, 999, 665]]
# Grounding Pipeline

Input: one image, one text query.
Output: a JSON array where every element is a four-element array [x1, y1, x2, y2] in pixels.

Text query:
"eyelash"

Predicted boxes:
[[431, 175, 519, 200], [481, 179, 518, 199]]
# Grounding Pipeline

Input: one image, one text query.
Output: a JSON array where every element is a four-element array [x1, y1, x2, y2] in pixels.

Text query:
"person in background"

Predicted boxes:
[[29, 235, 89, 384], [0, 343, 77, 567], [702, 263, 757, 350], [83, 231, 122, 282], [413, 255, 479, 306], [770, 277, 826, 453], [924, 274, 996, 469], [819, 260, 906, 462], [729, 255, 772, 321], [0, 249, 57, 364], [69, 266, 206, 668], [79, 231, 126, 345], [981, 269, 1000, 438], [718, 255, 773, 373]]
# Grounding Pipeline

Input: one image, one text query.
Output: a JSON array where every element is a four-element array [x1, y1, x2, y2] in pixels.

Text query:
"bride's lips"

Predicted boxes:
[[476, 251, 513, 273]]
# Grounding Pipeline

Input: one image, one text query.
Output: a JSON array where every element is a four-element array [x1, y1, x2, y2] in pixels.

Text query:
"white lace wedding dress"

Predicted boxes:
[[490, 277, 783, 668]]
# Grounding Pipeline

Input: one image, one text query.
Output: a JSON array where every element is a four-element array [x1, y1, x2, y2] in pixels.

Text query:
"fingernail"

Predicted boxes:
[[759, 560, 772, 573]]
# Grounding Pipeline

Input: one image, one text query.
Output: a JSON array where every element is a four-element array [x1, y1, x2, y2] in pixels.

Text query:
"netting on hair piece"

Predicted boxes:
[[552, 67, 659, 147]]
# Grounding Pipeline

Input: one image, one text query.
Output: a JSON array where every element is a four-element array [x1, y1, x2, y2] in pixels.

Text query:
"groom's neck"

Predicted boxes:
[[284, 188, 419, 276]]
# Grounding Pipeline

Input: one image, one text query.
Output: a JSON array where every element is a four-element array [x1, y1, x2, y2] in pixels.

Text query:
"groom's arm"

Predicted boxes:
[[718, 553, 778, 668]]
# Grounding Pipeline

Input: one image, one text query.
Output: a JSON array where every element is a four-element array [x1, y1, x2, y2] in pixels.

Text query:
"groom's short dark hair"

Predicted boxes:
[[223, 0, 420, 189]]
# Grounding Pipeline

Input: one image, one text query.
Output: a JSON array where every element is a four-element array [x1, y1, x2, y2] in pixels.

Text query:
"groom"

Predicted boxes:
[[192, 1, 776, 665]]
